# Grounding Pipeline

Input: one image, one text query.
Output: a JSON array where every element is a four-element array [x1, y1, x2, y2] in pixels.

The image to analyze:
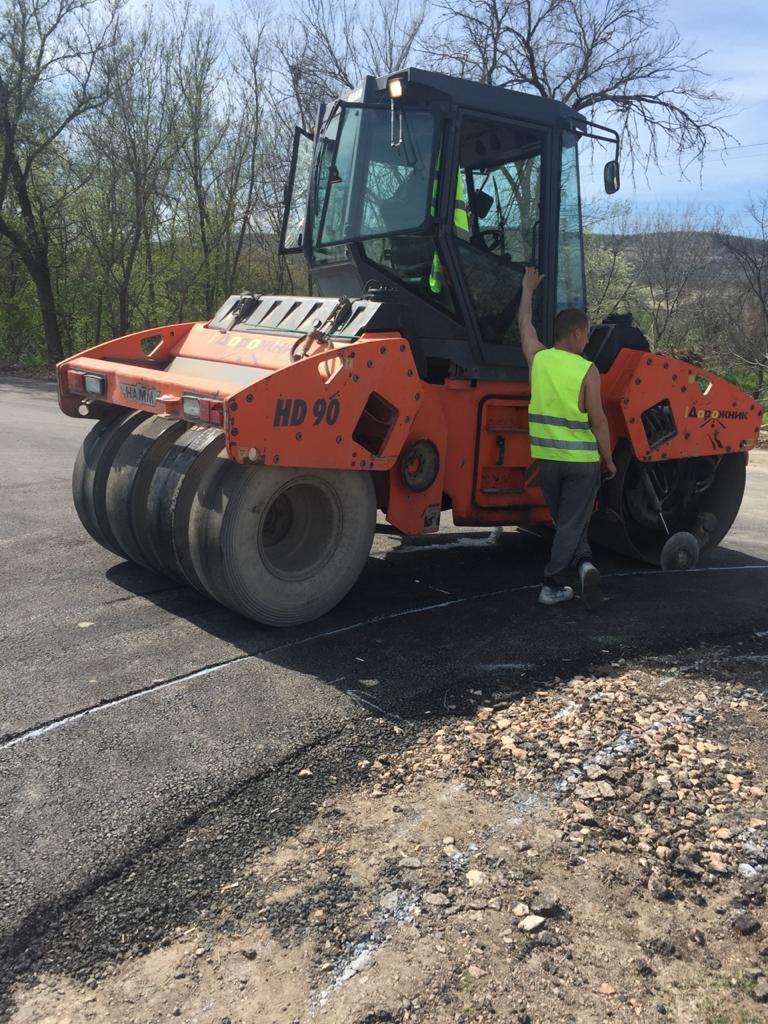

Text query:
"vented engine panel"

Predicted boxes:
[[208, 294, 402, 340]]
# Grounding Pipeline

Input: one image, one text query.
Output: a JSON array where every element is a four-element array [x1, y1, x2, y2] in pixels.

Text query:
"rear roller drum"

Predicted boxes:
[[73, 410, 150, 557], [104, 415, 188, 568], [591, 441, 747, 565], [186, 464, 377, 625]]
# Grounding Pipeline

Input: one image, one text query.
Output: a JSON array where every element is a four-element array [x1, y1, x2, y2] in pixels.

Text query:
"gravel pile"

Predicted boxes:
[[382, 664, 768, 888]]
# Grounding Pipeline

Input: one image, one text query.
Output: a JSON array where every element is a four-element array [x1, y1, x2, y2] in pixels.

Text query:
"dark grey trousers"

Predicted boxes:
[[537, 459, 601, 587]]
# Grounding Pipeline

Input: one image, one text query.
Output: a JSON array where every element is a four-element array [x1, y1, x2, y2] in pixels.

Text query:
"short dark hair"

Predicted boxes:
[[554, 308, 590, 341]]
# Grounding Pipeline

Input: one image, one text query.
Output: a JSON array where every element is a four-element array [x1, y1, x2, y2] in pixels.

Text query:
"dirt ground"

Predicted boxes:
[[9, 636, 768, 1024]]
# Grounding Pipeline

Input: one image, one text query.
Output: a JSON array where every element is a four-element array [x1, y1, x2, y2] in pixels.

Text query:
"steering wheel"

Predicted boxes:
[[478, 228, 503, 252]]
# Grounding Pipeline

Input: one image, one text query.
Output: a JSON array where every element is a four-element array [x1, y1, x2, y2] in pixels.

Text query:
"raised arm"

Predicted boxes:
[[583, 365, 617, 479], [518, 267, 546, 368]]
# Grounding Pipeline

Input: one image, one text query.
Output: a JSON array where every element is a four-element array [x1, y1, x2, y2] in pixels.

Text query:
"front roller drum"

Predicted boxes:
[[186, 463, 377, 626]]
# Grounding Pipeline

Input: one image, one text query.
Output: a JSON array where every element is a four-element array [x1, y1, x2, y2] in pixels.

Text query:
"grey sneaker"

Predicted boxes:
[[579, 562, 605, 611], [538, 584, 574, 606]]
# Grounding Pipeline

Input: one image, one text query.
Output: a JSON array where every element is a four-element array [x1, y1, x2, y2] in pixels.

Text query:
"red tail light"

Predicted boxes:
[[67, 369, 86, 394], [182, 395, 224, 426], [67, 369, 105, 396]]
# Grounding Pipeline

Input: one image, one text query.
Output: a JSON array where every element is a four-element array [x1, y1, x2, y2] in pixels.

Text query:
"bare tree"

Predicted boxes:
[[715, 197, 768, 400], [425, 0, 731, 170], [0, 0, 118, 363], [274, 0, 428, 131], [80, 13, 179, 337], [167, 4, 269, 314], [220, 3, 270, 296], [169, 7, 225, 312]]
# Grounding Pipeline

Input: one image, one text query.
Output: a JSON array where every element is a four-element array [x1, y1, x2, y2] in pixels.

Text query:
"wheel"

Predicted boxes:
[[187, 463, 376, 625], [104, 415, 187, 567], [590, 442, 747, 565], [73, 411, 124, 548], [183, 449, 242, 605], [139, 426, 225, 587], [73, 410, 149, 556], [660, 532, 699, 571]]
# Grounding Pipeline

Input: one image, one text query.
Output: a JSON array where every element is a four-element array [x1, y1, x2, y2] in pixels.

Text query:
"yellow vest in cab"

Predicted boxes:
[[528, 348, 599, 463]]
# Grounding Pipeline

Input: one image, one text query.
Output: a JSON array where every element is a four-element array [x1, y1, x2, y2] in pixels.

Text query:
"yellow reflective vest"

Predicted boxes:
[[528, 348, 600, 463]]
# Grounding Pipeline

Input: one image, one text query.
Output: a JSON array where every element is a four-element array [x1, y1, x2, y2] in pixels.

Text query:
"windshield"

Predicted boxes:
[[311, 104, 437, 249]]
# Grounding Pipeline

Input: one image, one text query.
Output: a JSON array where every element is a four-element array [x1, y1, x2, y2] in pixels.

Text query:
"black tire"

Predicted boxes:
[[185, 450, 245, 607], [140, 426, 225, 587], [187, 464, 376, 625], [104, 415, 187, 567], [73, 410, 149, 556]]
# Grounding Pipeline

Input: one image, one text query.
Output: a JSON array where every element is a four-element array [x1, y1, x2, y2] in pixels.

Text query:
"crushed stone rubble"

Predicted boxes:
[[368, 654, 768, 892]]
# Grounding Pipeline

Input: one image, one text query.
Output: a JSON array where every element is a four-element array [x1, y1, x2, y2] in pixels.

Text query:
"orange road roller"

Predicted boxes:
[[58, 68, 763, 625]]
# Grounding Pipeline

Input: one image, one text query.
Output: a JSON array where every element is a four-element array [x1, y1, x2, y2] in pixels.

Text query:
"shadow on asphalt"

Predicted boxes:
[[102, 526, 768, 723], [101, 525, 554, 653]]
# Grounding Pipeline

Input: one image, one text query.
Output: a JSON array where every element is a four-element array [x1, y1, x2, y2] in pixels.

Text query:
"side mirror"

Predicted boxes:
[[604, 159, 620, 195]]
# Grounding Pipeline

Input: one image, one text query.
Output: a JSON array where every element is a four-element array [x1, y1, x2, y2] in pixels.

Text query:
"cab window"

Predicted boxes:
[[452, 117, 544, 347]]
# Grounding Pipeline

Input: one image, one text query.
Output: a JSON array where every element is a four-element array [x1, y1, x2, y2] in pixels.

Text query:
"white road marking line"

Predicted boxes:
[[0, 599, 461, 753], [0, 658, 252, 752], [345, 689, 403, 720], [609, 563, 768, 578], [477, 661, 533, 671], [2, 563, 767, 753]]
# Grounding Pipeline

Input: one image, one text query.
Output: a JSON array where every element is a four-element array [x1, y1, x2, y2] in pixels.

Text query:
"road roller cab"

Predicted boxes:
[[57, 68, 764, 625]]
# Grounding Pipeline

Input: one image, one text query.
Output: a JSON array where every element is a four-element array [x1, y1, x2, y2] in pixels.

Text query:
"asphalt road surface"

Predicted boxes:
[[1, 377, 767, 1006]]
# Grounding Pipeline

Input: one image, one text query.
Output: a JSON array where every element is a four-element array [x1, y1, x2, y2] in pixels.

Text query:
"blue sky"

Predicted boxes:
[[592, 0, 768, 219]]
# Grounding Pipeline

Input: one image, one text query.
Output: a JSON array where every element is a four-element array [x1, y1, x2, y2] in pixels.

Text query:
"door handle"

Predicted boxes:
[[495, 435, 505, 466]]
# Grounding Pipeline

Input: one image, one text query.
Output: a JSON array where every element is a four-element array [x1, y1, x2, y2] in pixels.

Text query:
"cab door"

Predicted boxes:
[[442, 113, 553, 374]]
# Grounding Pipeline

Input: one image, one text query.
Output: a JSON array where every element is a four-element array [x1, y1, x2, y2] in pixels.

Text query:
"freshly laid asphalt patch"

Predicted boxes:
[[1, 379, 766, 1016]]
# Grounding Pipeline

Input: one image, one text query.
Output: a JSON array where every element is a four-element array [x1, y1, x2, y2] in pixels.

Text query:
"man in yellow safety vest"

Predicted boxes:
[[517, 267, 617, 610]]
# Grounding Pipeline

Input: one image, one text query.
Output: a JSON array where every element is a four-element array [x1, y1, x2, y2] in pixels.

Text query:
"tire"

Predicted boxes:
[[187, 464, 377, 625], [140, 426, 225, 587], [185, 451, 247, 607], [73, 410, 149, 557], [104, 415, 187, 567]]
